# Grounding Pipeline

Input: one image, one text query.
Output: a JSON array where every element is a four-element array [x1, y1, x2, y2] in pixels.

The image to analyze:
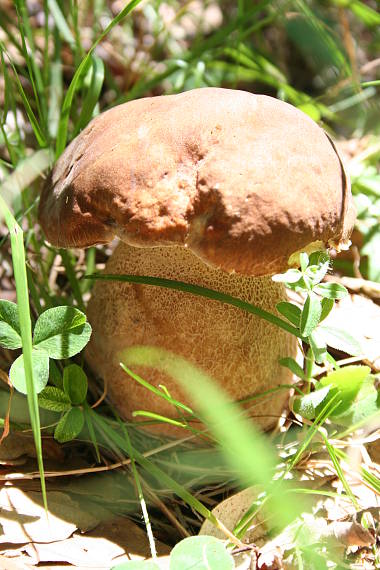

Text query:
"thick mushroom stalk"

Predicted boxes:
[[39, 88, 355, 433], [86, 243, 297, 430]]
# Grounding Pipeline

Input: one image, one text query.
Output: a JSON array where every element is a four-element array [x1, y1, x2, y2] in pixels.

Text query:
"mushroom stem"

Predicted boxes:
[[86, 242, 298, 433]]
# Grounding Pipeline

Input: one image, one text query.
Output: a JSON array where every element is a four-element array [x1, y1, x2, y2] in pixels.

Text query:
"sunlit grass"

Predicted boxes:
[[0, 194, 46, 508]]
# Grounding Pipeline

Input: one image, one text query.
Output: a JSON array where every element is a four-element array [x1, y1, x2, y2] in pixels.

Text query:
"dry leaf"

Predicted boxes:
[[0, 432, 64, 464], [322, 520, 375, 547], [0, 487, 98, 544], [0, 485, 171, 569], [368, 436, 380, 464], [257, 546, 284, 570], [199, 486, 268, 545], [24, 535, 125, 567], [323, 293, 380, 367], [84, 516, 170, 559], [0, 476, 171, 568], [0, 552, 36, 569], [233, 549, 257, 570], [0, 434, 39, 462], [22, 522, 171, 568]]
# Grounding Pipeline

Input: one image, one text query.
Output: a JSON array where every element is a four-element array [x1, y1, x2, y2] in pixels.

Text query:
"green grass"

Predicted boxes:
[[0, 195, 46, 508], [0, 0, 379, 565], [88, 273, 303, 338]]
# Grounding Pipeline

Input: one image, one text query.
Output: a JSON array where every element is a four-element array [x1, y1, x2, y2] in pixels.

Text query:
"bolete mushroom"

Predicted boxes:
[[39, 88, 355, 432]]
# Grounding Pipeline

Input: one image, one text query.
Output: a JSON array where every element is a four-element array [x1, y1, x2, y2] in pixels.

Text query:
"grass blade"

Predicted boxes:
[[322, 433, 359, 508], [0, 51, 20, 165], [0, 148, 52, 209], [48, 27, 63, 139], [120, 363, 194, 416], [118, 419, 157, 559], [122, 347, 299, 528], [90, 409, 244, 547], [0, 196, 46, 509], [73, 55, 105, 135], [55, 0, 143, 157], [48, 0, 76, 47], [0, 44, 47, 147], [59, 250, 85, 311], [14, 0, 47, 129], [83, 404, 101, 463], [86, 274, 302, 338]]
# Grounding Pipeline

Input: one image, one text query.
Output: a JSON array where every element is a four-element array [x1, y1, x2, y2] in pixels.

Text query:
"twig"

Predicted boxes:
[[0, 434, 198, 481], [91, 376, 108, 409]]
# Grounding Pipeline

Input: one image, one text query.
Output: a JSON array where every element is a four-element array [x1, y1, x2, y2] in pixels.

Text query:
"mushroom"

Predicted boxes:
[[39, 88, 355, 433]]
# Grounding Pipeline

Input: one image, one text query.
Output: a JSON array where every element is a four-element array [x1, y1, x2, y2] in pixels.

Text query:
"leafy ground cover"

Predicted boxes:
[[0, 1, 379, 568]]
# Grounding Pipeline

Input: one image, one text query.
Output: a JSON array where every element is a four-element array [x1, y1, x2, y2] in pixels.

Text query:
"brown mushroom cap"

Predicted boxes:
[[39, 87, 355, 276]]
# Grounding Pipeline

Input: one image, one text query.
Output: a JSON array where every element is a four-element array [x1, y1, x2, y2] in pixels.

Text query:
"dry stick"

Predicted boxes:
[[0, 434, 201, 481], [91, 376, 108, 409], [351, 246, 363, 280], [48, 253, 62, 291], [298, 457, 380, 498], [316, 355, 374, 376], [0, 370, 13, 445], [143, 480, 191, 539], [338, 6, 358, 83]]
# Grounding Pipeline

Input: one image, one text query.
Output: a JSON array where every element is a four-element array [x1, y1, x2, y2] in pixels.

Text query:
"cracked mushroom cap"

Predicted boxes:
[[39, 88, 355, 275]]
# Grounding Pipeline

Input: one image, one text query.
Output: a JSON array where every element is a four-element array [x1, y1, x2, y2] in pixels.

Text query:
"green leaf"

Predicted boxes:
[[33, 306, 92, 359], [279, 357, 305, 380], [272, 269, 302, 284], [308, 251, 330, 267], [10, 348, 49, 394], [319, 365, 371, 416], [305, 257, 330, 286], [314, 282, 348, 299], [300, 292, 321, 337], [276, 302, 301, 327], [54, 407, 85, 443], [0, 299, 22, 349], [309, 330, 328, 364], [320, 298, 334, 322], [49, 361, 63, 389], [63, 364, 88, 405], [292, 385, 332, 420], [317, 325, 362, 356], [38, 386, 71, 412], [169, 536, 234, 570], [333, 377, 380, 426], [300, 252, 309, 272]]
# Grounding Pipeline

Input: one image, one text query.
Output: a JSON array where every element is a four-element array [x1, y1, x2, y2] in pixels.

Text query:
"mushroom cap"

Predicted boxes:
[[39, 88, 355, 276]]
